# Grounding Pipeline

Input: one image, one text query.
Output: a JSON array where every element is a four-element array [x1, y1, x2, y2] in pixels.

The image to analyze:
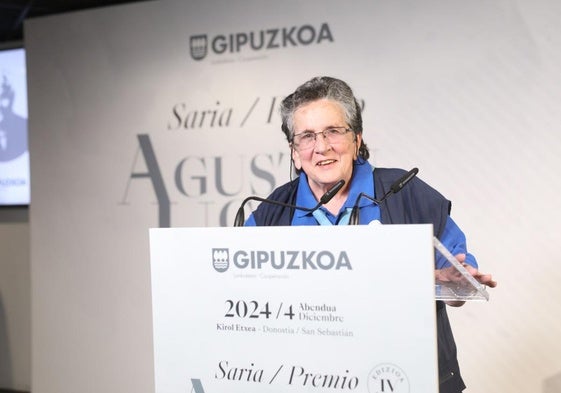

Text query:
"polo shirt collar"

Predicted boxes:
[[293, 161, 375, 218]]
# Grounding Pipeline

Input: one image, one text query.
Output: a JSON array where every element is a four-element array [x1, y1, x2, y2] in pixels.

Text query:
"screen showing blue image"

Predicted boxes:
[[0, 47, 29, 206]]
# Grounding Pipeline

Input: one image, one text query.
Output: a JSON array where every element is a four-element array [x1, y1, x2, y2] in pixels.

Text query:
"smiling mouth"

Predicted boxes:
[[317, 159, 336, 166]]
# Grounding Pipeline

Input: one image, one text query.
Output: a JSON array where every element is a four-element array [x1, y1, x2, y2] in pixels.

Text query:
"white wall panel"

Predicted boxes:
[[25, 1, 561, 392]]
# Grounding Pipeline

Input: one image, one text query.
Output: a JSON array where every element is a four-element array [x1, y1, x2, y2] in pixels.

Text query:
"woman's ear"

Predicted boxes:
[[354, 133, 362, 160], [291, 147, 302, 170]]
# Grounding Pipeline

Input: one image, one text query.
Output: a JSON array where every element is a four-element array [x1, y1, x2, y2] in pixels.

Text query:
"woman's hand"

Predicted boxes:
[[435, 253, 497, 307]]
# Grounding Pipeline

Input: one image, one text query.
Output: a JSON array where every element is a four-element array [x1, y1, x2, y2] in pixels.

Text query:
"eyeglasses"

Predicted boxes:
[[292, 127, 352, 150]]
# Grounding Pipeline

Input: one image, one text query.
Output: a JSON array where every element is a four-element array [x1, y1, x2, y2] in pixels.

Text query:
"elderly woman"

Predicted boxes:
[[245, 76, 495, 393]]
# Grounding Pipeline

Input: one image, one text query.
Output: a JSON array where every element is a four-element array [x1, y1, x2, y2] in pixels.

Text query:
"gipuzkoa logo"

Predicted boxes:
[[212, 248, 352, 272], [367, 364, 410, 393], [190, 35, 207, 61], [190, 22, 334, 61], [212, 248, 230, 272]]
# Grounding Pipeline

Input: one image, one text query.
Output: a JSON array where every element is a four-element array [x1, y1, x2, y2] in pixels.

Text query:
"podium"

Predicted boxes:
[[148, 224, 463, 392]]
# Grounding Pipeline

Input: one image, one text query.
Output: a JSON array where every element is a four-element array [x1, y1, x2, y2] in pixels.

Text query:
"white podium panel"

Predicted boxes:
[[149, 224, 438, 393]]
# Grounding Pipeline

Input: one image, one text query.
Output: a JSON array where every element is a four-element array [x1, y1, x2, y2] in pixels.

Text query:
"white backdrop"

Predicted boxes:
[[24, 0, 561, 392]]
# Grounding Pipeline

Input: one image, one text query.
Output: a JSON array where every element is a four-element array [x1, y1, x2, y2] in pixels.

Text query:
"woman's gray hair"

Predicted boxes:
[[280, 76, 369, 161]]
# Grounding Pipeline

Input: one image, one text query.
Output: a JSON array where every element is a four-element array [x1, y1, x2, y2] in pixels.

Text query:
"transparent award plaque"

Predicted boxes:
[[433, 237, 489, 301]]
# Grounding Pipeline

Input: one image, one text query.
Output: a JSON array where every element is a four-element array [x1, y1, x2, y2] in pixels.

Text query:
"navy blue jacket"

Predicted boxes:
[[252, 167, 466, 392]]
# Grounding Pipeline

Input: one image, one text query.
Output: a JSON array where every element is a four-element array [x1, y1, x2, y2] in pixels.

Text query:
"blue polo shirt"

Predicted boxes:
[[246, 162, 477, 269]]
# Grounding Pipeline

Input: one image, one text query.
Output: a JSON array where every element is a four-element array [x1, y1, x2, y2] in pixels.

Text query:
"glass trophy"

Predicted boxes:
[[433, 237, 489, 301]]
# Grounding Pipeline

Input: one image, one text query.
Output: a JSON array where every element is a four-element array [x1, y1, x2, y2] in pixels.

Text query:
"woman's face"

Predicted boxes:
[[291, 99, 360, 195]]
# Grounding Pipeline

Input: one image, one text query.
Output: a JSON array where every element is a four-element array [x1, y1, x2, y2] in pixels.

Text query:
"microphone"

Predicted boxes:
[[233, 179, 345, 226], [348, 168, 419, 225]]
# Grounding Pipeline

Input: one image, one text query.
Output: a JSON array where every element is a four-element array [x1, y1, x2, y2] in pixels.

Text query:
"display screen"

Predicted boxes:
[[0, 47, 29, 206]]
